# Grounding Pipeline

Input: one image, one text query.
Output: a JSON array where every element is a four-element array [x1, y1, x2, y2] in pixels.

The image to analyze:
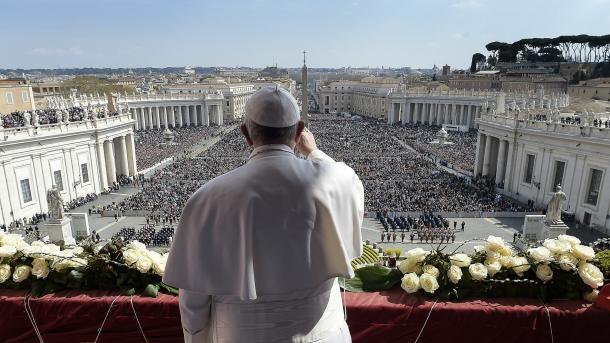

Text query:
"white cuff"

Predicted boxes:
[[307, 149, 334, 162]]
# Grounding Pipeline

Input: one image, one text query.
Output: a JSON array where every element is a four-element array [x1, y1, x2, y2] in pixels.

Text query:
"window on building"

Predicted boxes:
[[53, 170, 64, 191], [81, 163, 89, 183], [6, 92, 14, 105], [523, 154, 535, 184], [552, 161, 566, 191], [585, 168, 603, 206], [20, 179, 32, 203], [21, 91, 29, 102]]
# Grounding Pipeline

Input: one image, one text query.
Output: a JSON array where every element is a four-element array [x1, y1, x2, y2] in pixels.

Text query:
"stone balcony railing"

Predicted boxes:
[[119, 92, 224, 104], [478, 113, 610, 140], [0, 113, 135, 143]]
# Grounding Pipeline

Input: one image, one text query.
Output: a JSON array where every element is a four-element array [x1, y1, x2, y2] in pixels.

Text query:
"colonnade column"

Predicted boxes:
[[405, 103, 411, 124], [160, 107, 167, 128], [177, 106, 183, 127], [482, 134, 492, 176], [203, 105, 209, 126], [116, 136, 129, 176], [132, 109, 139, 131], [193, 105, 199, 126], [155, 107, 161, 128], [466, 105, 473, 128], [185, 105, 191, 126], [495, 139, 508, 185], [96, 141, 108, 190], [147, 107, 153, 130], [126, 133, 138, 176], [103, 140, 117, 185]]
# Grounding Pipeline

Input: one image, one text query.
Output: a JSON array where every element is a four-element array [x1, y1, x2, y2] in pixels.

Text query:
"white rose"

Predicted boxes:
[[145, 250, 162, 261], [543, 239, 571, 255], [122, 249, 139, 266], [583, 289, 599, 303], [484, 259, 502, 277], [497, 245, 513, 257], [486, 236, 507, 252], [572, 245, 595, 262], [528, 247, 553, 263], [398, 257, 422, 274], [405, 248, 429, 262], [0, 234, 29, 251], [419, 273, 440, 294], [127, 241, 147, 252], [558, 235, 580, 247], [511, 256, 531, 277], [535, 264, 553, 283], [0, 264, 11, 283], [12, 265, 31, 283], [450, 253, 471, 268], [152, 260, 166, 276], [473, 245, 486, 253], [447, 265, 462, 284], [401, 273, 420, 293], [557, 254, 579, 271], [422, 264, 440, 278], [0, 245, 17, 257], [578, 263, 604, 289], [485, 249, 501, 261], [469, 263, 488, 281], [135, 255, 152, 273], [31, 258, 50, 279], [499, 255, 514, 268]]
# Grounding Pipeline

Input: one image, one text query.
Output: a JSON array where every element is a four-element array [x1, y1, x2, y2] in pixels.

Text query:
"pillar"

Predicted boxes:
[[160, 106, 167, 128], [96, 141, 108, 190], [103, 140, 117, 185], [460, 105, 465, 125], [482, 135, 492, 176], [466, 105, 472, 128], [126, 133, 138, 176], [203, 105, 210, 126], [185, 105, 191, 126], [139, 108, 146, 130], [169, 106, 176, 128], [155, 107, 161, 129], [495, 139, 508, 185], [116, 136, 129, 176], [405, 103, 411, 124], [147, 107, 153, 130], [132, 109, 139, 131], [192, 105, 199, 126], [177, 106, 183, 127]]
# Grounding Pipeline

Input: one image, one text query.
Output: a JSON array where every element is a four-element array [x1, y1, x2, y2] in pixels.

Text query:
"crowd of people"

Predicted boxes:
[[111, 224, 175, 246], [134, 125, 223, 170], [113, 112, 528, 222], [393, 124, 477, 173], [1, 107, 120, 128]]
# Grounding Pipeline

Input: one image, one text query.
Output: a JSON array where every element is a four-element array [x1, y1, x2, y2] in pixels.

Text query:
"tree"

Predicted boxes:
[[470, 53, 486, 73]]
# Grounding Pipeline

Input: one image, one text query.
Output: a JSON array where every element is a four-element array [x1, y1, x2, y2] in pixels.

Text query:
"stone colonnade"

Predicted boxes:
[[129, 103, 224, 131], [474, 132, 514, 187], [388, 101, 482, 129], [96, 133, 138, 189]]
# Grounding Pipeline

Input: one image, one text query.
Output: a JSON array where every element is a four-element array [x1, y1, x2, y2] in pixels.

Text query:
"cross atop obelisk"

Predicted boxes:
[[301, 50, 309, 125]]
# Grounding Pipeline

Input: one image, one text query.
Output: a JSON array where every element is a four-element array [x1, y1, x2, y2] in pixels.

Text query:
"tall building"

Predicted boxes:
[[317, 77, 400, 119], [0, 79, 36, 114], [475, 110, 610, 233], [301, 51, 309, 125]]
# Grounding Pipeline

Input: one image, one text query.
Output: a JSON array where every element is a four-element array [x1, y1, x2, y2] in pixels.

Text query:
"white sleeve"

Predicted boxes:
[[307, 149, 335, 162], [179, 289, 212, 343]]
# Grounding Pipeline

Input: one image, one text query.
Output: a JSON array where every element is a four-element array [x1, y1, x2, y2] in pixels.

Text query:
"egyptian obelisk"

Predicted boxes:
[[301, 50, 309, 126]]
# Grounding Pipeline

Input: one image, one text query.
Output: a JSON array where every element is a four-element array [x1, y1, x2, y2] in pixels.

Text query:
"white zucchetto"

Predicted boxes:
[[245, 86, 300, 128]]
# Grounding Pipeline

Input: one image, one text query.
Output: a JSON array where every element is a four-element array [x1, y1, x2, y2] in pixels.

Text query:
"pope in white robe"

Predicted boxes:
[[163, 86, 364, 343]]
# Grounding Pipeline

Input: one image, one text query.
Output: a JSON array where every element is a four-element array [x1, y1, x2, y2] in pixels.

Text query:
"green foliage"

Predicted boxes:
[[596, 250, 610, 276], [340, 265, 403, 292]]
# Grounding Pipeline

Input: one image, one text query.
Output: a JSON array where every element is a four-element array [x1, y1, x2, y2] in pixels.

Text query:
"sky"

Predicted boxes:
[[1, 0, 609, 70]]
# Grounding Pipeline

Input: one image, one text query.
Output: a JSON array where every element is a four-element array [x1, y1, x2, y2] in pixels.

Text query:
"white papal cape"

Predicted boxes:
[[163, 144, 364, 343]]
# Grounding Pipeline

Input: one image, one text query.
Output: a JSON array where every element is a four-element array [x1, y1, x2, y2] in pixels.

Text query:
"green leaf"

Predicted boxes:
[[159, 282, 179, 295], [356, 265, 402, 284], [143, 284, 159, 298], [122, 287, 136, 296], [339, 277, 365, 292]]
